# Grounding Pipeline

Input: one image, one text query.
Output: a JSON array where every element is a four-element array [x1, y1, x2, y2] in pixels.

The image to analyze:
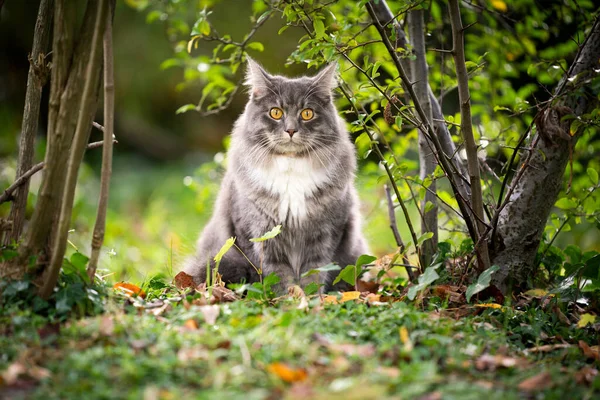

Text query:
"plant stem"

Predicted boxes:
[[448, 0, 491, 272], [88, 3, 115, 281]]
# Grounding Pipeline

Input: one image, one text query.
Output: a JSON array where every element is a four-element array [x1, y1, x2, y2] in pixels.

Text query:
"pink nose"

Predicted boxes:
[[287, 129, 297, 138]]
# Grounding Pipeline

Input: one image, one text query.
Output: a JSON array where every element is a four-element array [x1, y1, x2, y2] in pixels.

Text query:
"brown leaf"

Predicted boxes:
[[517, 371, 553, 392], [475, 354, 526, 371], [173, 271, 195, 290], [267, 362, 308, 383], [528, 343, 571, 353], [199, 305, 220, 325], [177, 346, 208, 362], [579, 340, 600, 361], [356, 278, 380, 294], [99, 315, 114, 337], [329, 343, 376, 357], [211, 285, 238, 303], [417, 391, 442, 400], [183, 319, 199, 330], [575, 366, 598, 385]]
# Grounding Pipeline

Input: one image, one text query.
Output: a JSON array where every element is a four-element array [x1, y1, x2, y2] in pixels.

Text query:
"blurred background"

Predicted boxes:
[[1, 0, 598, 283]]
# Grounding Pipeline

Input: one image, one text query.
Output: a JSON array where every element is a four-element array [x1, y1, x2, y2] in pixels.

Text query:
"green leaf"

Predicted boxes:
[[176, 104, 197, 114], [407, 265, 441, 300], [247, 42, 264, 52], [424, 201, 435, 213], [355, 254, 377, 267], [417, 232, 434, 246], [70, 252, 89, 270], [587, 167, 599, 186], [466, 265, 499, 302], [278, 25, 289, 35], [250, 225, 282, 242], [301, 263, 340, 278], [214, 237, 235, 263], [256, 10, 272, 24], [555, 197, 577, 209], [314, 19, 325, 38], [304, 282, 320, 295], [333, 264, 359, 286], [263, 272, 280, 289]]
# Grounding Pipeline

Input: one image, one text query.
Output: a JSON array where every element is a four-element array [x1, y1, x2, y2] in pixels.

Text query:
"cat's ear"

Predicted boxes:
[[245, 57, 272, 98], [312, 62, 338, 93]]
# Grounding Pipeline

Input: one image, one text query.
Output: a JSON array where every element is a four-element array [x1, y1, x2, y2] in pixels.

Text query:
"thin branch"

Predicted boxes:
[[88, 3, 115, 282], [0, 136, 116, 206], [448, 0, 490, 272], [385, 184, 415, 282], [41, 0, 108, 299]]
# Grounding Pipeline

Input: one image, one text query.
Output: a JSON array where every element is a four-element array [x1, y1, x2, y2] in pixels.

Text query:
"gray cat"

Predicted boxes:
[[182, 58, 368, 292]]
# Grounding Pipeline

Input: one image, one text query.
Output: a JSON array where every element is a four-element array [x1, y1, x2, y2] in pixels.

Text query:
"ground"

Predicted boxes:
[[1, 277, 599, 400]]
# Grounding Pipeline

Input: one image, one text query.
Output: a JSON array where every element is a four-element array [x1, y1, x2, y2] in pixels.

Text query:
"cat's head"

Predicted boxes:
[[240, 58, 341, 156]]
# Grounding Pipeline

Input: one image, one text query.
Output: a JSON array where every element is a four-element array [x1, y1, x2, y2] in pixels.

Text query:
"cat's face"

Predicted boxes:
[[241, 59, 341, 156]]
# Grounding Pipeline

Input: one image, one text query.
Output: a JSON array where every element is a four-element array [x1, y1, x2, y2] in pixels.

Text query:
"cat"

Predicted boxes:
[[182, 58, 368, 293]]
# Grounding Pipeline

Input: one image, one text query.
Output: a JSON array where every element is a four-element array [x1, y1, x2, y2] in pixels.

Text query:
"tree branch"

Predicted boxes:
[[88, 2, 115, 281], [385, 184, 415, 282], [448, 0, 491, 272]]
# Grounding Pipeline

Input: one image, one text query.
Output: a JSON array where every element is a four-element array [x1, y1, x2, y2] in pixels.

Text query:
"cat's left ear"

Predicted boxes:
[[312, 62, 338, 93]]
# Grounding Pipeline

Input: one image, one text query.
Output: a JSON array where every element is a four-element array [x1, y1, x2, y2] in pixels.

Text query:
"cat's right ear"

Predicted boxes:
[[245, 57, 272, 98]]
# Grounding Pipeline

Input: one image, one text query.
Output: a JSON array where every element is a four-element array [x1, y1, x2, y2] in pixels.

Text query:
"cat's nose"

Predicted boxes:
[[286, 129, 297, 138]]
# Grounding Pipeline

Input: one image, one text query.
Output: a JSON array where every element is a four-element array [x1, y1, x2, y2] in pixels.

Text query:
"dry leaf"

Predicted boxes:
[[329, 343, 376, 357], [517, 371, 553, 392], [475, 354, 525, 371], [177, 346, 208, 362], [399, 327, 413, 351], [173, 271, 195, 290], [523, 289, 548, 298], [1, 362, 26, 385], [474, 303, 502, 309], [113, 282, 146, 298], [99, 315, 114, 336], [323, 291, 361, 304], [199, 305, 220, 325], [579, 340, 600, 361], [377, 366, 400, 378], [184, 319, 199, 330], [528, 343, 571, 353], [575, 366, 598, 385], [267, 362, 308, 383], [288, 285, 305, 299], [211, 285, 238, 303]]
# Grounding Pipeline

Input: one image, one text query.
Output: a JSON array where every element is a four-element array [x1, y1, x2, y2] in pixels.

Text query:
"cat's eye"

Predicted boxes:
[[300, 108, 314, 121], [269, 107, 283, 120]]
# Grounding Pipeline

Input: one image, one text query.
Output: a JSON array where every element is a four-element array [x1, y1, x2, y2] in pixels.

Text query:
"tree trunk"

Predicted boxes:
[[491, 17, 600, 293], [4, 0, 54, 246], [408, 9, 438, 266]]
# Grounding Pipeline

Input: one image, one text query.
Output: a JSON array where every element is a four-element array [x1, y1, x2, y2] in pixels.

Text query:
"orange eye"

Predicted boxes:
[[300, 108, 314, 121], [269, 107, 283, 120]]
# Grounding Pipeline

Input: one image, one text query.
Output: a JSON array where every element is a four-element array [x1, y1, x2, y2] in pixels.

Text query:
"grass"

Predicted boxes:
[[1, 277, 599, 399]]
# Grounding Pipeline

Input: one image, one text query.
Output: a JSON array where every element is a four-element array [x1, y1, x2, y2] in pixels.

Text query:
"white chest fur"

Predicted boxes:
[[250, 156, 330, 223]]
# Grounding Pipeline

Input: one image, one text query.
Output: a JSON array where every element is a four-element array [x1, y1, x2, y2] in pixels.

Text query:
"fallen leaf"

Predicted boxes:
[[1, 362, 26, 385], [323, 291, 361, 304], [475, 354, 526, 371], [113, 282, 146, 298], [417, 391, 442, 400], [199, 305, 220, 325], [356, 278, 379, 294], [552, 305, 570, 325], [579, 340, 600, 361], [267, 362, 308, 383], [184, 319, 199, 330], [211, 285, 238, 303], [288, 285, 305, 299], [377, 366, 400, 378], [524, 289, 548, 297], [578, 313, 597, 328], [575, 366, 598, 385], [517, 371, 553, 392], [329, 343, 376, 357], [399, 326, 413, 351], [173, 271, 195, 290], [474, 303, 502, 309], [177, 346, 208, 362], [99, 315, 114, 336], [528, 343, 571, 353]]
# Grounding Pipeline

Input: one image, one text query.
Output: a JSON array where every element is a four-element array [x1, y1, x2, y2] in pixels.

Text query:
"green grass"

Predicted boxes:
[[2, 282, 599, 399]]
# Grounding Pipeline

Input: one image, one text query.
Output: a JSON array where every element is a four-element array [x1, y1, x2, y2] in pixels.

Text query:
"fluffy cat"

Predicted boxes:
[[182, 58, 368, 292]]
